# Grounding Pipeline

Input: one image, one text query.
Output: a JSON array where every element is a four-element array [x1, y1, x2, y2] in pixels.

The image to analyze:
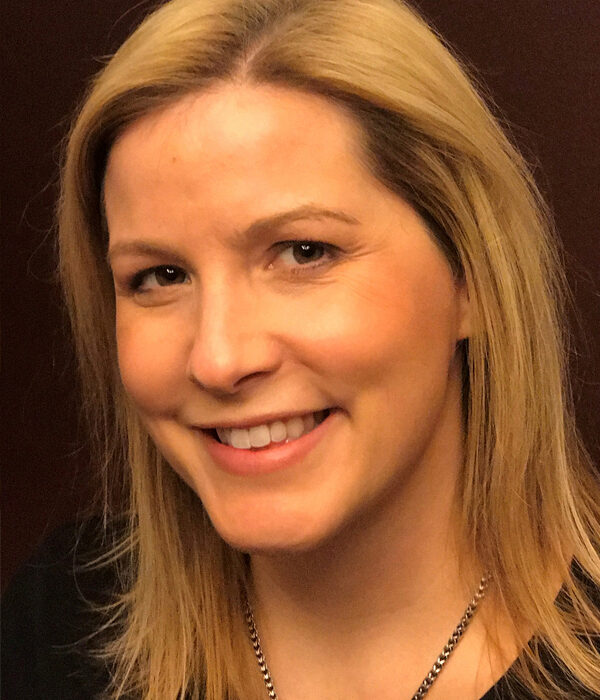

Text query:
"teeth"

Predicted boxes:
[[248, 425, 271, 448], [229, 428, 251, 449], [216, 427, 229, 444], [214, 410, 330, 450], [269, 420, 287, 443], [285, 416, 305, 440], [304, 412, 315, 432]]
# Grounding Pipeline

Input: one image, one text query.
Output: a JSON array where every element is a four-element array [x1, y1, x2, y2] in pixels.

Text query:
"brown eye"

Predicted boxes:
[[129, 265, 189, 292], [269, 239, 343, 277], [154, 266, 187, 286], [273, 240, 339, 273], [291, 242, 326, 264]]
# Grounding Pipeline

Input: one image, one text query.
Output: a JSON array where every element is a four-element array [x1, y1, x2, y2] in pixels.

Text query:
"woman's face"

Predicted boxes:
[[105, 83, 470, 553]]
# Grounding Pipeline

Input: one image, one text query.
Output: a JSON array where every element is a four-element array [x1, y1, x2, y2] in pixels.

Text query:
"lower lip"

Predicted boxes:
[[199, 410, 338, 476]]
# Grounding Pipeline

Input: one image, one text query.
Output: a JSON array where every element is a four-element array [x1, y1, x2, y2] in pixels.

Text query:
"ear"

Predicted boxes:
[[456, 278, 472, 341]]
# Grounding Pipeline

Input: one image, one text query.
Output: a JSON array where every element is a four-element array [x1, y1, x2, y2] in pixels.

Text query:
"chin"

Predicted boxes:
[[208, 503, 339, 556]]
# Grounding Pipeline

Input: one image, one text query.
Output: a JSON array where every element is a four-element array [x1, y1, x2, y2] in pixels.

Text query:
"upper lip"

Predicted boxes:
[[195, 408, 332, 431]]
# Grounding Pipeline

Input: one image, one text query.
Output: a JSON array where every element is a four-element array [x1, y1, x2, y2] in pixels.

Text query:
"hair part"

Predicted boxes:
[[58, 1, 600, 697]]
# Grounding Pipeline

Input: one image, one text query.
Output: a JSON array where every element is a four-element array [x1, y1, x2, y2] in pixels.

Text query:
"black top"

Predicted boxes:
[[2, 521, 599, 699]]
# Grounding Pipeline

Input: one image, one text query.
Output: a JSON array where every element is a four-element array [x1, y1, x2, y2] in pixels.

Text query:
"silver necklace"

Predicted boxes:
[[244, 573, 490, 700]]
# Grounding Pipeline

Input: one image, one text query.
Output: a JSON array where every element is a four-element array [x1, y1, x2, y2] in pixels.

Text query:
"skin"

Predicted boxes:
[[105, 83, 514, 698]]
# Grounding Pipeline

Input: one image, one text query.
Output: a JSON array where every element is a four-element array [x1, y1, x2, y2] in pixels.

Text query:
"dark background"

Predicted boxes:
[[3, 1, 599, 590]]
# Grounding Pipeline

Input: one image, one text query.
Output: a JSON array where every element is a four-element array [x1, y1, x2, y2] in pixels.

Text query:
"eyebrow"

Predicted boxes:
[[242, 204, 360, 239], [107, 204, 360, 263]]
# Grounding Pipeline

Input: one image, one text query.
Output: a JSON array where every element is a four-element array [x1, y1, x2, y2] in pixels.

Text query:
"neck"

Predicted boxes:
[[247, 427, 494, 699], [247, 469, 495, 699], [244, 372, 508, 698], [251, 463, 472, 634], [249, 374, 479, 639]]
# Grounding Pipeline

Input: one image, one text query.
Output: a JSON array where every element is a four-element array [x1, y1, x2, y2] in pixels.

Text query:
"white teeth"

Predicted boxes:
[[285, 416, 305, 440], [269, 421, 287, 443], [304, 413, 315, 432], [214, 410, 329, 449], [248, 425, 271, 448], [229, 428, 251, 449]]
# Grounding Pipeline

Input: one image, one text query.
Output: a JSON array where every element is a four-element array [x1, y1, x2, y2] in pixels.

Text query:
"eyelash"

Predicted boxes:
[[126, 240, 340, 292], [128, 266, 187, 292], [271, 239, 339, 275]]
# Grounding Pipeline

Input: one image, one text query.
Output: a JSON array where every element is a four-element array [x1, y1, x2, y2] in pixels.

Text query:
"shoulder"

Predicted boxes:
[[1, 519, 120, 700], [480, 561, 600, 700]]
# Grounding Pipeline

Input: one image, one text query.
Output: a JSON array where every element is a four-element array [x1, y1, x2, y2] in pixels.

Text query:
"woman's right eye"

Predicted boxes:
[[129, 265, 189, 292]]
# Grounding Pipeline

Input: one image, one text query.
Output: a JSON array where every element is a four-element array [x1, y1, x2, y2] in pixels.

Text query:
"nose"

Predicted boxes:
[[186, 279, 282, 396]]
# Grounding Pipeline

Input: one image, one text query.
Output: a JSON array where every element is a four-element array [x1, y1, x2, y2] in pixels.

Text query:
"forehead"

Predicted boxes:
[[103, 82, 404, 241], [106, 82, 368, 189]]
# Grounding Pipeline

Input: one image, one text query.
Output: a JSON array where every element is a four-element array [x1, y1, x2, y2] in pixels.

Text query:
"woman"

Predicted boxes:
[[5, 0, 600, 698]]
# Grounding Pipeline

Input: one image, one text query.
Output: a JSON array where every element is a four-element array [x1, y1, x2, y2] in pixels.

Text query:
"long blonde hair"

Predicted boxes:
[[58, 0, 600, 697]]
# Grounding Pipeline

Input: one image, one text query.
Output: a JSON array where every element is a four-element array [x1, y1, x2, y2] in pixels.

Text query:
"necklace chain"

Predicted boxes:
[[244, 573, 490, 700]]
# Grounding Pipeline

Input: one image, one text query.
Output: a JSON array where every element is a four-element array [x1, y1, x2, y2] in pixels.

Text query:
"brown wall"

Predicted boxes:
[[3, 1, 599, 589]]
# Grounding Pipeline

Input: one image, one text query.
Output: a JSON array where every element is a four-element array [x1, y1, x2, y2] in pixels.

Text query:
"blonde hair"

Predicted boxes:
[[58, 0, 600, 697]]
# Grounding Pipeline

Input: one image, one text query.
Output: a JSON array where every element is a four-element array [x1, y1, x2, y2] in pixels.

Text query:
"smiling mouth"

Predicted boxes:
[[207, 409, 332, 450]]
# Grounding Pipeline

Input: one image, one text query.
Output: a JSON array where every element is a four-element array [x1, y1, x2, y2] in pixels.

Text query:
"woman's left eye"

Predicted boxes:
[[273, 240, 338, 272]]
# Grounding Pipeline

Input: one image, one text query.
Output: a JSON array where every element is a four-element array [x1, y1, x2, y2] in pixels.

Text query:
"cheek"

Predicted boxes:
[[286, 259, 459, 392], [115, 308, 191, 415]]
